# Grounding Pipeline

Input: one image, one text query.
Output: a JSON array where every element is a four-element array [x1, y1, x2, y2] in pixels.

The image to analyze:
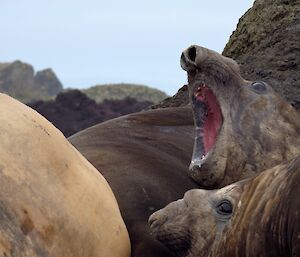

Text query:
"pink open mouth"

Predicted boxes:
[[195, 85, 223, 154], [191, 84, 223, 165]]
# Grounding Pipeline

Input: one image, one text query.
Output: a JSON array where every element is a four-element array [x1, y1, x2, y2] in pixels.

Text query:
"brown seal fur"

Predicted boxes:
[[181, 45, 300, 188], [149, 156, 300, 257], [69, 107, 199, 257], [0, 93, 130, 257]]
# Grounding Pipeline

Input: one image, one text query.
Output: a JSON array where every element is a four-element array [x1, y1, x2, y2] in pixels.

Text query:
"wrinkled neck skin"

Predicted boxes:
[[183, 45, 300, 188], [211, 156, 300, 257]]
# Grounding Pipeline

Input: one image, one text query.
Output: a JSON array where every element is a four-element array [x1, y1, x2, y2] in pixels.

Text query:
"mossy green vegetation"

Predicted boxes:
[[82, 83, 168, 104]]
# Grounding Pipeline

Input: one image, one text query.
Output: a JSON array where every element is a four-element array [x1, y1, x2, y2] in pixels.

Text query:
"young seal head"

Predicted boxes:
[[149, 156, 300, 257], [181, 45, 300, 188], [149, 181, 246, 257]]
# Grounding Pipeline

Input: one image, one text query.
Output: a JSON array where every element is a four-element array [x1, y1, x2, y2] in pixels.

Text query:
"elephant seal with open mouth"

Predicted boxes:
[[181, 45, 300, 188], [149, 156, 300, 257]]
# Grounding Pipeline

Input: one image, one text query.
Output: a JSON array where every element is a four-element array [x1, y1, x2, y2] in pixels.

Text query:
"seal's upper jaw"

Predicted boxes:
[[180, 45, 243, 188], [180, 45, 211, 72], [181, 45, 240, 77]]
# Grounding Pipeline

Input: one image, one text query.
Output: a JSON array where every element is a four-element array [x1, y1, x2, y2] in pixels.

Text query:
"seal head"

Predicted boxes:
[[149, 182, 245, 257], [181, 45, 300, 188]]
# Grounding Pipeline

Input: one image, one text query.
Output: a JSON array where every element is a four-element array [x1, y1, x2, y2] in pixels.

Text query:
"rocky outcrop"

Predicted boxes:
[[0, 61, 63, 102], [148, 84, 189, 109], [34, 68, 63, 97], [28, 90, 153, 137], [153, 0, 300, 109], [223, 0, 300, 105]]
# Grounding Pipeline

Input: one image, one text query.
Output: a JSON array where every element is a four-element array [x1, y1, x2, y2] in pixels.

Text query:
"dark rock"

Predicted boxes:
[[0, 61, 35, 102], [34, 68, 62, 97], [153, 0, 300, 110], [0, 61, 62, 102], [149, 84, 189, 109], [223, 0, 300, 105], [28, 90, 153, 137]]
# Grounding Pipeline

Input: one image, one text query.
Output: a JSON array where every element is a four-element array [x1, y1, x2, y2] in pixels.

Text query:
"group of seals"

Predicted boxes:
[[70, 45, 300, 256], [148, 45, 300, 256], [1, 43, 299, 257], [69, 107, 199, 257], [0, 94, 130, 257]]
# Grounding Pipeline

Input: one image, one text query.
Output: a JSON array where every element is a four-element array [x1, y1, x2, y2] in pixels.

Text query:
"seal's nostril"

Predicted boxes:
[[188, 46, 197, 62], [180, 53, 186, 64]]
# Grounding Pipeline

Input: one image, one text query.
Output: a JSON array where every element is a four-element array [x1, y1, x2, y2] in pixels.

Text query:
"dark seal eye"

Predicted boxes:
[[250, 81, 267, 93], [216, 200, 232, 215]]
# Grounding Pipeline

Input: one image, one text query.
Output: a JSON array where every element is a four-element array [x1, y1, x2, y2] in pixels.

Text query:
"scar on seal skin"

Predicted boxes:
[[149, 156, 300, 257], [181, 45, 300, 188]]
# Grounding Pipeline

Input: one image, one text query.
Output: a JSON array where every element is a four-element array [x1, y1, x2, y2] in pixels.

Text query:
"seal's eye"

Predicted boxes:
[[216, 200, 232, 215], [250, 82, 267, 93]]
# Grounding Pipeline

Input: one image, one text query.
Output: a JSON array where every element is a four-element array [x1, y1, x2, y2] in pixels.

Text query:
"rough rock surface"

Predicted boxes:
[[34, 68, 63, 97], [149, 84, 189, 109], [28, 90, 153, 137], [0, 61, 63, 102], [153, 0, 300, 109], [223, 0, 300, 105]]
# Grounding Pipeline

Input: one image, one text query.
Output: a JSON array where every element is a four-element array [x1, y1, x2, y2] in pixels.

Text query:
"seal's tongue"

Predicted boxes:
[[192, 85, 222, 160], [200, 88, 222, 154]]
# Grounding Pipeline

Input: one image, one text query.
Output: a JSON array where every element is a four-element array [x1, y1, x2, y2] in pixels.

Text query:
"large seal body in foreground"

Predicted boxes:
[[150, 156, 300, 257], [69, 107, 199, 257], [0, 93, 130, 257], [181, 45, 300, 188]]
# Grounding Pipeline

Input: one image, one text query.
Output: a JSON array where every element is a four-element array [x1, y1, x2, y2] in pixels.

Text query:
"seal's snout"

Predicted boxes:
[[181, 45, 197, 72]]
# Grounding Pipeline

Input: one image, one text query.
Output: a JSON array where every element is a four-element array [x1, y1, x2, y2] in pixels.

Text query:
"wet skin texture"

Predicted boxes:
[[181, 45, 300, 188], [150, 156, 300, 257], [69, 107, 199, 257]]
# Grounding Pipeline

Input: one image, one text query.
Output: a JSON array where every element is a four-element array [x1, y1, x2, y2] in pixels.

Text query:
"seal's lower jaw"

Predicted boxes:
[[189, 84, 223, 187]]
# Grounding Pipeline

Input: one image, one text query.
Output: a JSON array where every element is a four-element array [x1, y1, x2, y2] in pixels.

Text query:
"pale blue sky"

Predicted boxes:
[[0, 1, 254, 95]]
